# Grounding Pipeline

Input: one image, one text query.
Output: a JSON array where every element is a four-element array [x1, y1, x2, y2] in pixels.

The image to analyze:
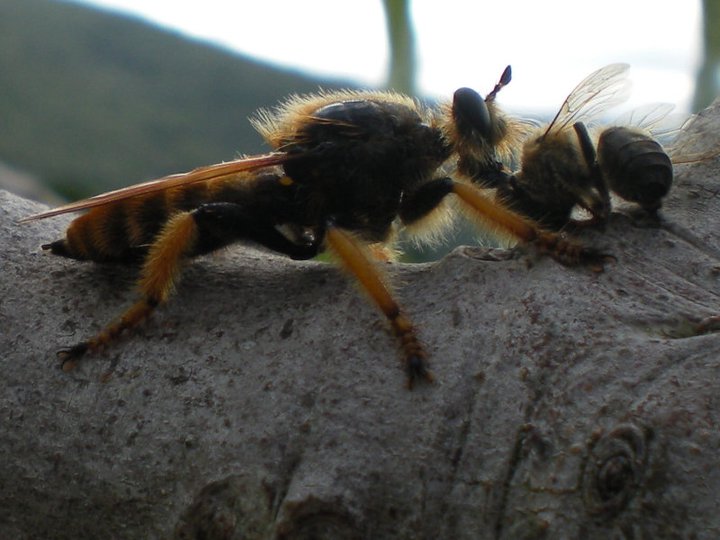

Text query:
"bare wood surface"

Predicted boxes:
[[1, 103, 719, 539]]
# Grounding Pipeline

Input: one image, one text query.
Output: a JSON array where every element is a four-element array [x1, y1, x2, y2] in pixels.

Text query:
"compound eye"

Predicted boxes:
[[452, 87, 492, 139]]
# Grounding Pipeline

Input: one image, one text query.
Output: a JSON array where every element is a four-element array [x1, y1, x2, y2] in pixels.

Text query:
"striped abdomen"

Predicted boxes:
[[44, 174, 263, 262], [597, 126, 673, 212]]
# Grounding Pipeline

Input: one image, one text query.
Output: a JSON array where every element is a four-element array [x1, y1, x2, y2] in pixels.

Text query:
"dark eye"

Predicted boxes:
[[582, 423, 649, 517], [452, 87, 491, 139]]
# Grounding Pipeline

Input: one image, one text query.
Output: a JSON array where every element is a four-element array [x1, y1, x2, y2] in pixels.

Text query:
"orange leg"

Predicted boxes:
[[57, 198, 323, 371], [451, 182, 611, 268], [400, 177, 610, 268], [59, 211, 198, 370], [324, 223, 432, 388]]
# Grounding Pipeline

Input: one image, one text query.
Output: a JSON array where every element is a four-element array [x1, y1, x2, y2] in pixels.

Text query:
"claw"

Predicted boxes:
[[57, 343, 89, 371], [406, 355, 434, 390], [573, 249, 615, 272], [534, 231, 615, 271]]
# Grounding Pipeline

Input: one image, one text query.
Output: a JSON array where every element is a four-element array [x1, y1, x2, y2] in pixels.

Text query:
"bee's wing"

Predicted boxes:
[[669, 136, 720, 164], [671, 148, 720, 164], [614, 102, 676, 130], [663, 111, 720, 164], [545, 63, 632, 136], [18, 152, 290, 222], [606, 103, 719, 164], [614, 102, 690, 144]]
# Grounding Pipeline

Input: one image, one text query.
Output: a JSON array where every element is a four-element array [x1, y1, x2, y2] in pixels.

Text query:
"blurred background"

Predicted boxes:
[[0, 0, 716, 210]]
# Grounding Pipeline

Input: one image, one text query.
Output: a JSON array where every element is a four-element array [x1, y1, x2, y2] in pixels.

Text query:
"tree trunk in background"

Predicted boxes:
[[693, 0, 720, 111], [382, 0, 416, 94], [1, 103, 719, 539]]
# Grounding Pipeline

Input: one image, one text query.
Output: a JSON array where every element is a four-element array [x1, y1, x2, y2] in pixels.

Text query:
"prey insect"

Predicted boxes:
[[491, 63, 633, 229], [485, 64, 702, 229], [22, 67, 608, 388]]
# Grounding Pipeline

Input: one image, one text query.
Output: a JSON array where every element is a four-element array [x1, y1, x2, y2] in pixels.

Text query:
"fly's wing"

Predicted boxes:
[[545, 63, 632, 137], [18, 152, 290, 222]]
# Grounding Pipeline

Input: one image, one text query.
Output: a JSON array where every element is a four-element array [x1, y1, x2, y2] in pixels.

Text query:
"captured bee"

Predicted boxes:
[[21, 69, 608, 388], [491, 63, 633, 229]]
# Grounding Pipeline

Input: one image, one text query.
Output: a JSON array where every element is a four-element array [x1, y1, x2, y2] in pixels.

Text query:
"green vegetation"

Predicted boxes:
[[0, 0, 347, 199], [382, 0, 416, 95]]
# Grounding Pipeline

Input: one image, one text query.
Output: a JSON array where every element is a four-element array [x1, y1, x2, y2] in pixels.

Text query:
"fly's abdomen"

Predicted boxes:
[[45, 182, 216, 262]]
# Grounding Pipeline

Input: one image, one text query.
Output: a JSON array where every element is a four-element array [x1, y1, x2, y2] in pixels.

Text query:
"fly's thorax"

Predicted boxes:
[[267, 98, 449, 243], [281, 97, 451, 196]]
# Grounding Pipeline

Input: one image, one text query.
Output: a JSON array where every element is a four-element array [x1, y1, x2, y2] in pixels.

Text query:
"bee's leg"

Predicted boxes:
[[573, 121, 610, 223], [59, 203, 322, 371], [323, 222, 432, 388], [401, 177, 611, 268]]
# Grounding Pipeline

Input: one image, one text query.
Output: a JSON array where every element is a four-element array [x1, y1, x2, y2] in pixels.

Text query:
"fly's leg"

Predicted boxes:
[[324, 222, 432, 388], [58, 210, 199, 370], [59, 202, 321, 371], [400, 176, 612, 268], [451, 181, 612, 267]]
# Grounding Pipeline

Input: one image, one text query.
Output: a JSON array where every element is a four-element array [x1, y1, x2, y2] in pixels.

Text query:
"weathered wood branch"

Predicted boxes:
[[1, 103, 719, 539]]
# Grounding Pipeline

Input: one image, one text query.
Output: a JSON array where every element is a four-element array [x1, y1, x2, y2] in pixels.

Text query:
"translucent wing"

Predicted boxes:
[[18, 152, 290, 222], [658, 111, 720, 164], [613, 102, 690, 145], [607, 104, 720, 165], [614, 102, 676, 131], [545, 63, 632, 137]]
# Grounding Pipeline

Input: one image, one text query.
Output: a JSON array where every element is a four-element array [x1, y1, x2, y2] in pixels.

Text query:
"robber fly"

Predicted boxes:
[[21, 66, 607, 388]]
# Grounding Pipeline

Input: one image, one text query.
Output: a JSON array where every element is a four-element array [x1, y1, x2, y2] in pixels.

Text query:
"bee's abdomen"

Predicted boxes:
[[598, 127, 673, 209], [45, 183, 214, 262]]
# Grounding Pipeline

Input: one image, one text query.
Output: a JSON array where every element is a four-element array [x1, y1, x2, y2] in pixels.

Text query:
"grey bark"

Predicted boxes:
[[1, 103, 720, 539]]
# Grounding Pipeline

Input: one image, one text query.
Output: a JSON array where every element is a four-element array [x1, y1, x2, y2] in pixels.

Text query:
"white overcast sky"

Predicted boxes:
[[68, 0, 702, 114]]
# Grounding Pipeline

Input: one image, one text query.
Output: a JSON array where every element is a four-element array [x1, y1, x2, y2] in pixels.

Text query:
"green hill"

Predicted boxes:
[[0, 0, 350, 199]]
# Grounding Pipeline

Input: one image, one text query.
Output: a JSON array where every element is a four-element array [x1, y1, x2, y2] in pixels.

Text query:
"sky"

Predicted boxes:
[[69, 0, 703, 115]]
